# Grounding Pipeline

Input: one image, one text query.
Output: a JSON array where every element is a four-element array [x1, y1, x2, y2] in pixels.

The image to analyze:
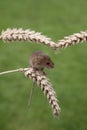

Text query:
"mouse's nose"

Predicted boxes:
[[49, 62, 54, 68]]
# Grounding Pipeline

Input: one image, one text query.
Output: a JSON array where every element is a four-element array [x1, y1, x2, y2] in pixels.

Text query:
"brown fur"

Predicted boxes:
[[29, 51, 54, 70]]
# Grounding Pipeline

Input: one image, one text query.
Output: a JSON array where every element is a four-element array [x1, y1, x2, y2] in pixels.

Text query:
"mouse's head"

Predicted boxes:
[[43, 55, 54, 69]]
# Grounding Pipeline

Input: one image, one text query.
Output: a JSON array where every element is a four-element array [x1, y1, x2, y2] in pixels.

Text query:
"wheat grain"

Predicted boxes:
[[0, 28, 56, 48], [56, 30, 87, 49]]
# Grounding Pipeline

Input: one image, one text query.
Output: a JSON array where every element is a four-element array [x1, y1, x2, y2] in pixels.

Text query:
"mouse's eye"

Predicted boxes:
[[46, 62, 50, 65]]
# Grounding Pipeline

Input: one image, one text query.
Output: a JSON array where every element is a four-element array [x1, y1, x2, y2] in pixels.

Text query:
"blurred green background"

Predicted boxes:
[[0, 0, 87, 130]]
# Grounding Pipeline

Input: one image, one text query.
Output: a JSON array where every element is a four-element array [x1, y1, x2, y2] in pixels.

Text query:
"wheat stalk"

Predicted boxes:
[[56, 30, 87, 49], [0, 67, 60, 116], [0, 28, 56, 48], [0, 68, 26, 75]]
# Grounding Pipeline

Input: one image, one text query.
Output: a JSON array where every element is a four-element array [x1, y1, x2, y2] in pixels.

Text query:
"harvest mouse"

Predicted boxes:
[[28, 51, 54, 107], [29, 51, 54, 71]]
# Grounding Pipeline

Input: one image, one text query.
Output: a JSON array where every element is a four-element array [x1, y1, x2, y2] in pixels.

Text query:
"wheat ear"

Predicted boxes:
[[56, 30, 87, 49], [0, 28, 56, 48], [24, 68, 60, 116], [0, 29, 87, 50], [0, 67, 60, 116]]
